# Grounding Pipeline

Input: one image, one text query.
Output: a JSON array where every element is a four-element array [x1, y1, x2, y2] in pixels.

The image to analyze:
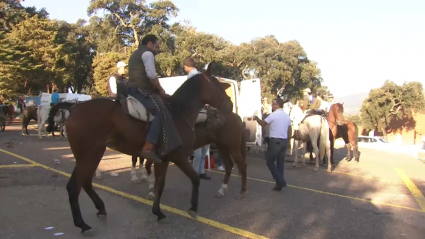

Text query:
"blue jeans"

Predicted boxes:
[[193, 145, 208, 174], [127, 87, 162, 145], [266, 138, 288, 188], [215, 152, 223, 167]]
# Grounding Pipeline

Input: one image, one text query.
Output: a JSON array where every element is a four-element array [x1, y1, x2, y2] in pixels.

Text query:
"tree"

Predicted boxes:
[[87, 0, 178, 47], [361, 80, 425, 135], [56, 20, 96, 93]]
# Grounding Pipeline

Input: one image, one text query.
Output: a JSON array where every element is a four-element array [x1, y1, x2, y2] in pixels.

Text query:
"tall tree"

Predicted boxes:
[[361, 80, 425, 135]]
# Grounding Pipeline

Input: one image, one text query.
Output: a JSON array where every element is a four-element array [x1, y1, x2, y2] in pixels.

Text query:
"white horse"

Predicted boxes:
[[292, 114, 332, 173], [288, 102, 306, 156], [37, 105, 70, 138]]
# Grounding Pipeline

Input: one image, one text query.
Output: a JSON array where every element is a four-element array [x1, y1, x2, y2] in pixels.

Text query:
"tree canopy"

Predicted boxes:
[[1, 0, 328, 102], [360, 80, 425, 135]]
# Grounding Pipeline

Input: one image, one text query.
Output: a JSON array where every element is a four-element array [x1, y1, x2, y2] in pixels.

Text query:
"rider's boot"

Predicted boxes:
[[140, 142, 162, 163]]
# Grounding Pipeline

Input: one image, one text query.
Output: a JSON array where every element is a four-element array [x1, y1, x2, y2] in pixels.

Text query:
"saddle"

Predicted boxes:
[[117, 94, 209, 125]]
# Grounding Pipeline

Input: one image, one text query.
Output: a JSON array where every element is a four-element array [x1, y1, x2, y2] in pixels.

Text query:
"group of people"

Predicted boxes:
[[257, 88, 336, 191], [107, 35, 223, 179]]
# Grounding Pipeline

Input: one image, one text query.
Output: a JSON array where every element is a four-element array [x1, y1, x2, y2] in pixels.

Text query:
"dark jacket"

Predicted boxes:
[[127, 45, 155, 91]]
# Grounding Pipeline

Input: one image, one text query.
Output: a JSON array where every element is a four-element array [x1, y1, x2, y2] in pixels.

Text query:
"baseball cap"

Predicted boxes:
[[117, 61, 128, 68]]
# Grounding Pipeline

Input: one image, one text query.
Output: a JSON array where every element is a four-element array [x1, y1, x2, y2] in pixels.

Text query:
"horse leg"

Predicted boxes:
[[94, 167, 103, 180], [215, 150, 234, 198], [302, 142, 307, 166], [139, 157, 148, 181], [345, 143, 352, 162], [312, 139, 320, 172], [130, 155, 141, 184], [172, 159, 199, 219], [293, 140, 299, 167], [145, 160, 155, 200], [231, 150, 247, 200], [151, 162, 170, 221]]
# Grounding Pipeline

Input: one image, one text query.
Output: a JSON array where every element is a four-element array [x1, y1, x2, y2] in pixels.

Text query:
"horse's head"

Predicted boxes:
[[330, 103, 344, 125], [200, 62, 233, 113]]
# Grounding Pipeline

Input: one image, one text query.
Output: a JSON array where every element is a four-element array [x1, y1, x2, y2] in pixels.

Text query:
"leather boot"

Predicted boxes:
[[141, 142, 162, 163]]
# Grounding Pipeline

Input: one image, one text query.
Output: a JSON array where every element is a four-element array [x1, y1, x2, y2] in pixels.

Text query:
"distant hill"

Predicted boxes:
[[334, 92, 369, 116]]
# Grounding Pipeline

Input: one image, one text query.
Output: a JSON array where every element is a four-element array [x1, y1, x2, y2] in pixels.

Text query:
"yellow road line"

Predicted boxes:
[[0, 164, 39, 168], [396, 168, 425, 211], [0, 148, 268, 239], [248, 156, 403, 185], [209, 170, 425, 213]]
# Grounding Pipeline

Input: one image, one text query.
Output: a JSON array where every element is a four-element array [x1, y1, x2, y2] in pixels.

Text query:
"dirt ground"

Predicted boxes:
[[1, 120, 425, 239]]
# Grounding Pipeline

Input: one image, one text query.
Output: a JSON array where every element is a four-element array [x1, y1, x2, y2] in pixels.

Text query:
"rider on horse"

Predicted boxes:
[[126, 34, 182, 164], [108, 61, 128, 98]]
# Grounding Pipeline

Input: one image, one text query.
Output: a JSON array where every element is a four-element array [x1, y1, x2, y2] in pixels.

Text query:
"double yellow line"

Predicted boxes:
[[0, 148, 268, 239]]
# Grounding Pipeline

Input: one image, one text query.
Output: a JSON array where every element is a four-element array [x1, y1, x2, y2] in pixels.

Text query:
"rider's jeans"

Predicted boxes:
[[127, 87, 162, 145]]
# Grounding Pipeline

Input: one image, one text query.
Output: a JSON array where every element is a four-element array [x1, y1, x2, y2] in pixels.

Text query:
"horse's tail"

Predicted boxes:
[[46, 102, 76, 133], [319, 116, 330, 160]]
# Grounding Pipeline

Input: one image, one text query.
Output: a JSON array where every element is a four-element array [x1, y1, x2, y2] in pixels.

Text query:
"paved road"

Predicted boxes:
[[1, 121, 425, 239]]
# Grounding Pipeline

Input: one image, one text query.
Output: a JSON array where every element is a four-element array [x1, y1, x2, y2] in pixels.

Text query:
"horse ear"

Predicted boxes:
[[341, 102, 344, 105], [205, 62, 213, 76]]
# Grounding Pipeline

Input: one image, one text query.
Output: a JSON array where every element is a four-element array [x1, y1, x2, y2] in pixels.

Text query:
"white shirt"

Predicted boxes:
[[319, 100, 331, 112], [141, 51, 157, 80], [109, 76, 117, 94], [264, 109, 291, 139]]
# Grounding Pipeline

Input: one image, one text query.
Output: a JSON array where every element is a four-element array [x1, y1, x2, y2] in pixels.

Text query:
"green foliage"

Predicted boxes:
[[0, 0, 329, 102], [360, 80, 425, 134], [345, 115, 362, 126]]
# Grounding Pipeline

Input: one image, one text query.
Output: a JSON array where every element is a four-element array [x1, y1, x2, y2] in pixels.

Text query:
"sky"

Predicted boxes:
[[21, 0, 425, 97]]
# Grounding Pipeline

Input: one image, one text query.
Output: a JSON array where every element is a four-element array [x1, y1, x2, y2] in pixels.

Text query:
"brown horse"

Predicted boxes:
[[96, 76, 248, 200], [143, 110, 247, 200], [327, 103, 359, 164], [0, 104, 15, 124], [45, 64, 232, 234], [21, 105, 38, 135]]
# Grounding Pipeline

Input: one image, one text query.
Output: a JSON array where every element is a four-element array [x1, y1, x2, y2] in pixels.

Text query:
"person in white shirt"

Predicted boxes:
[[253, 97, 291, 191], [108, 61, 128, 98]]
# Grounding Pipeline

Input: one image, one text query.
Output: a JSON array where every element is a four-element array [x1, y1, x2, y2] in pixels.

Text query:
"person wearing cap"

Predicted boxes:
[[302, 88, 313, 112], [108, 61, 128, 98]]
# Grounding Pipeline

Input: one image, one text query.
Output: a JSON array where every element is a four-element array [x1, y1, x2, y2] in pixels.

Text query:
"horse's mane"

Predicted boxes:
[[169, 74, 203, 115]]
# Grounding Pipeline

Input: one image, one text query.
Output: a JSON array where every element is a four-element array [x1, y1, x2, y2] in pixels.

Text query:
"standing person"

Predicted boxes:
[[253, 98, 291, 191], [109, 61, 128, 98], [261, 97, 271, 151], [51, 88, 60, 106], [184, 57, 211, 179], [126, 34, 182, 163]]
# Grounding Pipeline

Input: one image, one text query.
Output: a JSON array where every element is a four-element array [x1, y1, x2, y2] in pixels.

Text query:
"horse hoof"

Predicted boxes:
[[146, 192, 155, 200], [96, 210, 107, 218], [80, 224, 92, 234], [235, 194, 244, 200], [313, 167, 319, 172], [158, 217, 171, 224], [292, 163, 297, 167], [327, 169, 332, 173], [95, 175, 103, 180], [81, 229, 94, 237], [131, 178, 142, 184], [301, 163, 306, 167], [215, 192, 224, 198], [187, 209, 198, 219]]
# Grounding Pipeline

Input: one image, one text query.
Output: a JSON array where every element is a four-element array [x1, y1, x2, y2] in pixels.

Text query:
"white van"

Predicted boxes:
[[158, 76, 263, 148], [40, 92, 92, 106]]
